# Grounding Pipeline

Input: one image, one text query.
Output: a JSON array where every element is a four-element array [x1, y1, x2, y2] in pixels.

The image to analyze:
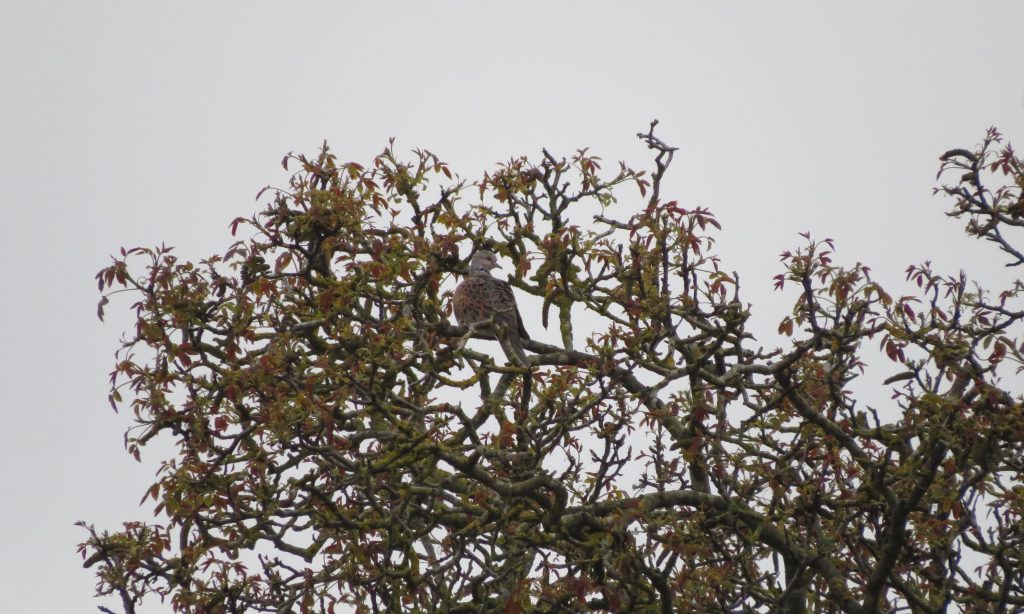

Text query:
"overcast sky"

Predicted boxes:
[[1, 2, 1022, 611]]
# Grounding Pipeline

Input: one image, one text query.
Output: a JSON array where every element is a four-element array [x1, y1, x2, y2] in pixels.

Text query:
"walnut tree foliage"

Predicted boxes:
[[81, 124, 1024, 613]]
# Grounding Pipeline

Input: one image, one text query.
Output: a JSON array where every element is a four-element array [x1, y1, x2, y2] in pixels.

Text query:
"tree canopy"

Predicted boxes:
[[81, 124, 1024, 613]]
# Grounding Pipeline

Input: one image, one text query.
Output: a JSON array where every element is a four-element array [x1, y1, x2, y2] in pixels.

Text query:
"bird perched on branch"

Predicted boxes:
[[453, 250, 531, 365]]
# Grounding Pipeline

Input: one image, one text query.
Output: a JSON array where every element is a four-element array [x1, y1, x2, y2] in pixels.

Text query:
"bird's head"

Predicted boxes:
[[468, 250, 501, 274]]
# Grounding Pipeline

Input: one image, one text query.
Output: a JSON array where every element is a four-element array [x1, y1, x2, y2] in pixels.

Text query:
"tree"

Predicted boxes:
[[80, 123, 1024, 613]]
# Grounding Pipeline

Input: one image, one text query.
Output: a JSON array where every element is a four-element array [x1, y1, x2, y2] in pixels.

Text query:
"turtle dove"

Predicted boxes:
[[453, 250, 531, 365]]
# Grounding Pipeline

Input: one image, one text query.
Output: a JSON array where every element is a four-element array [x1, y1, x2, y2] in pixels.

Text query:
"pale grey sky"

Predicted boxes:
[[1, 2, 1022, 611]]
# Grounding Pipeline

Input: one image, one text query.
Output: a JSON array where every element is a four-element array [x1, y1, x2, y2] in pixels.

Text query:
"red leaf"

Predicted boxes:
[[139, 484, 159, 505], [989, 340, 1006, 364], [885, 341, 899, 362], [275, 252, 293, 273]]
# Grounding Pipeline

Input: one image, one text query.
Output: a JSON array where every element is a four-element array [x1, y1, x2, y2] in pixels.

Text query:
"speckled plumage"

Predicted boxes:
[[453, 251, 530, 364]]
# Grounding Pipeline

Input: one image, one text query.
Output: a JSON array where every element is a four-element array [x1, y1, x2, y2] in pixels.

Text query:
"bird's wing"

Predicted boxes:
[[514, 304, 530, 340], [488, 278, 530, 340], [454, 275, 530, 339]]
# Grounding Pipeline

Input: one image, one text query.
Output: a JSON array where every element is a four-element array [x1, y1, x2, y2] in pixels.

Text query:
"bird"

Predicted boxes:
[[452, 250, 531, 365]]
